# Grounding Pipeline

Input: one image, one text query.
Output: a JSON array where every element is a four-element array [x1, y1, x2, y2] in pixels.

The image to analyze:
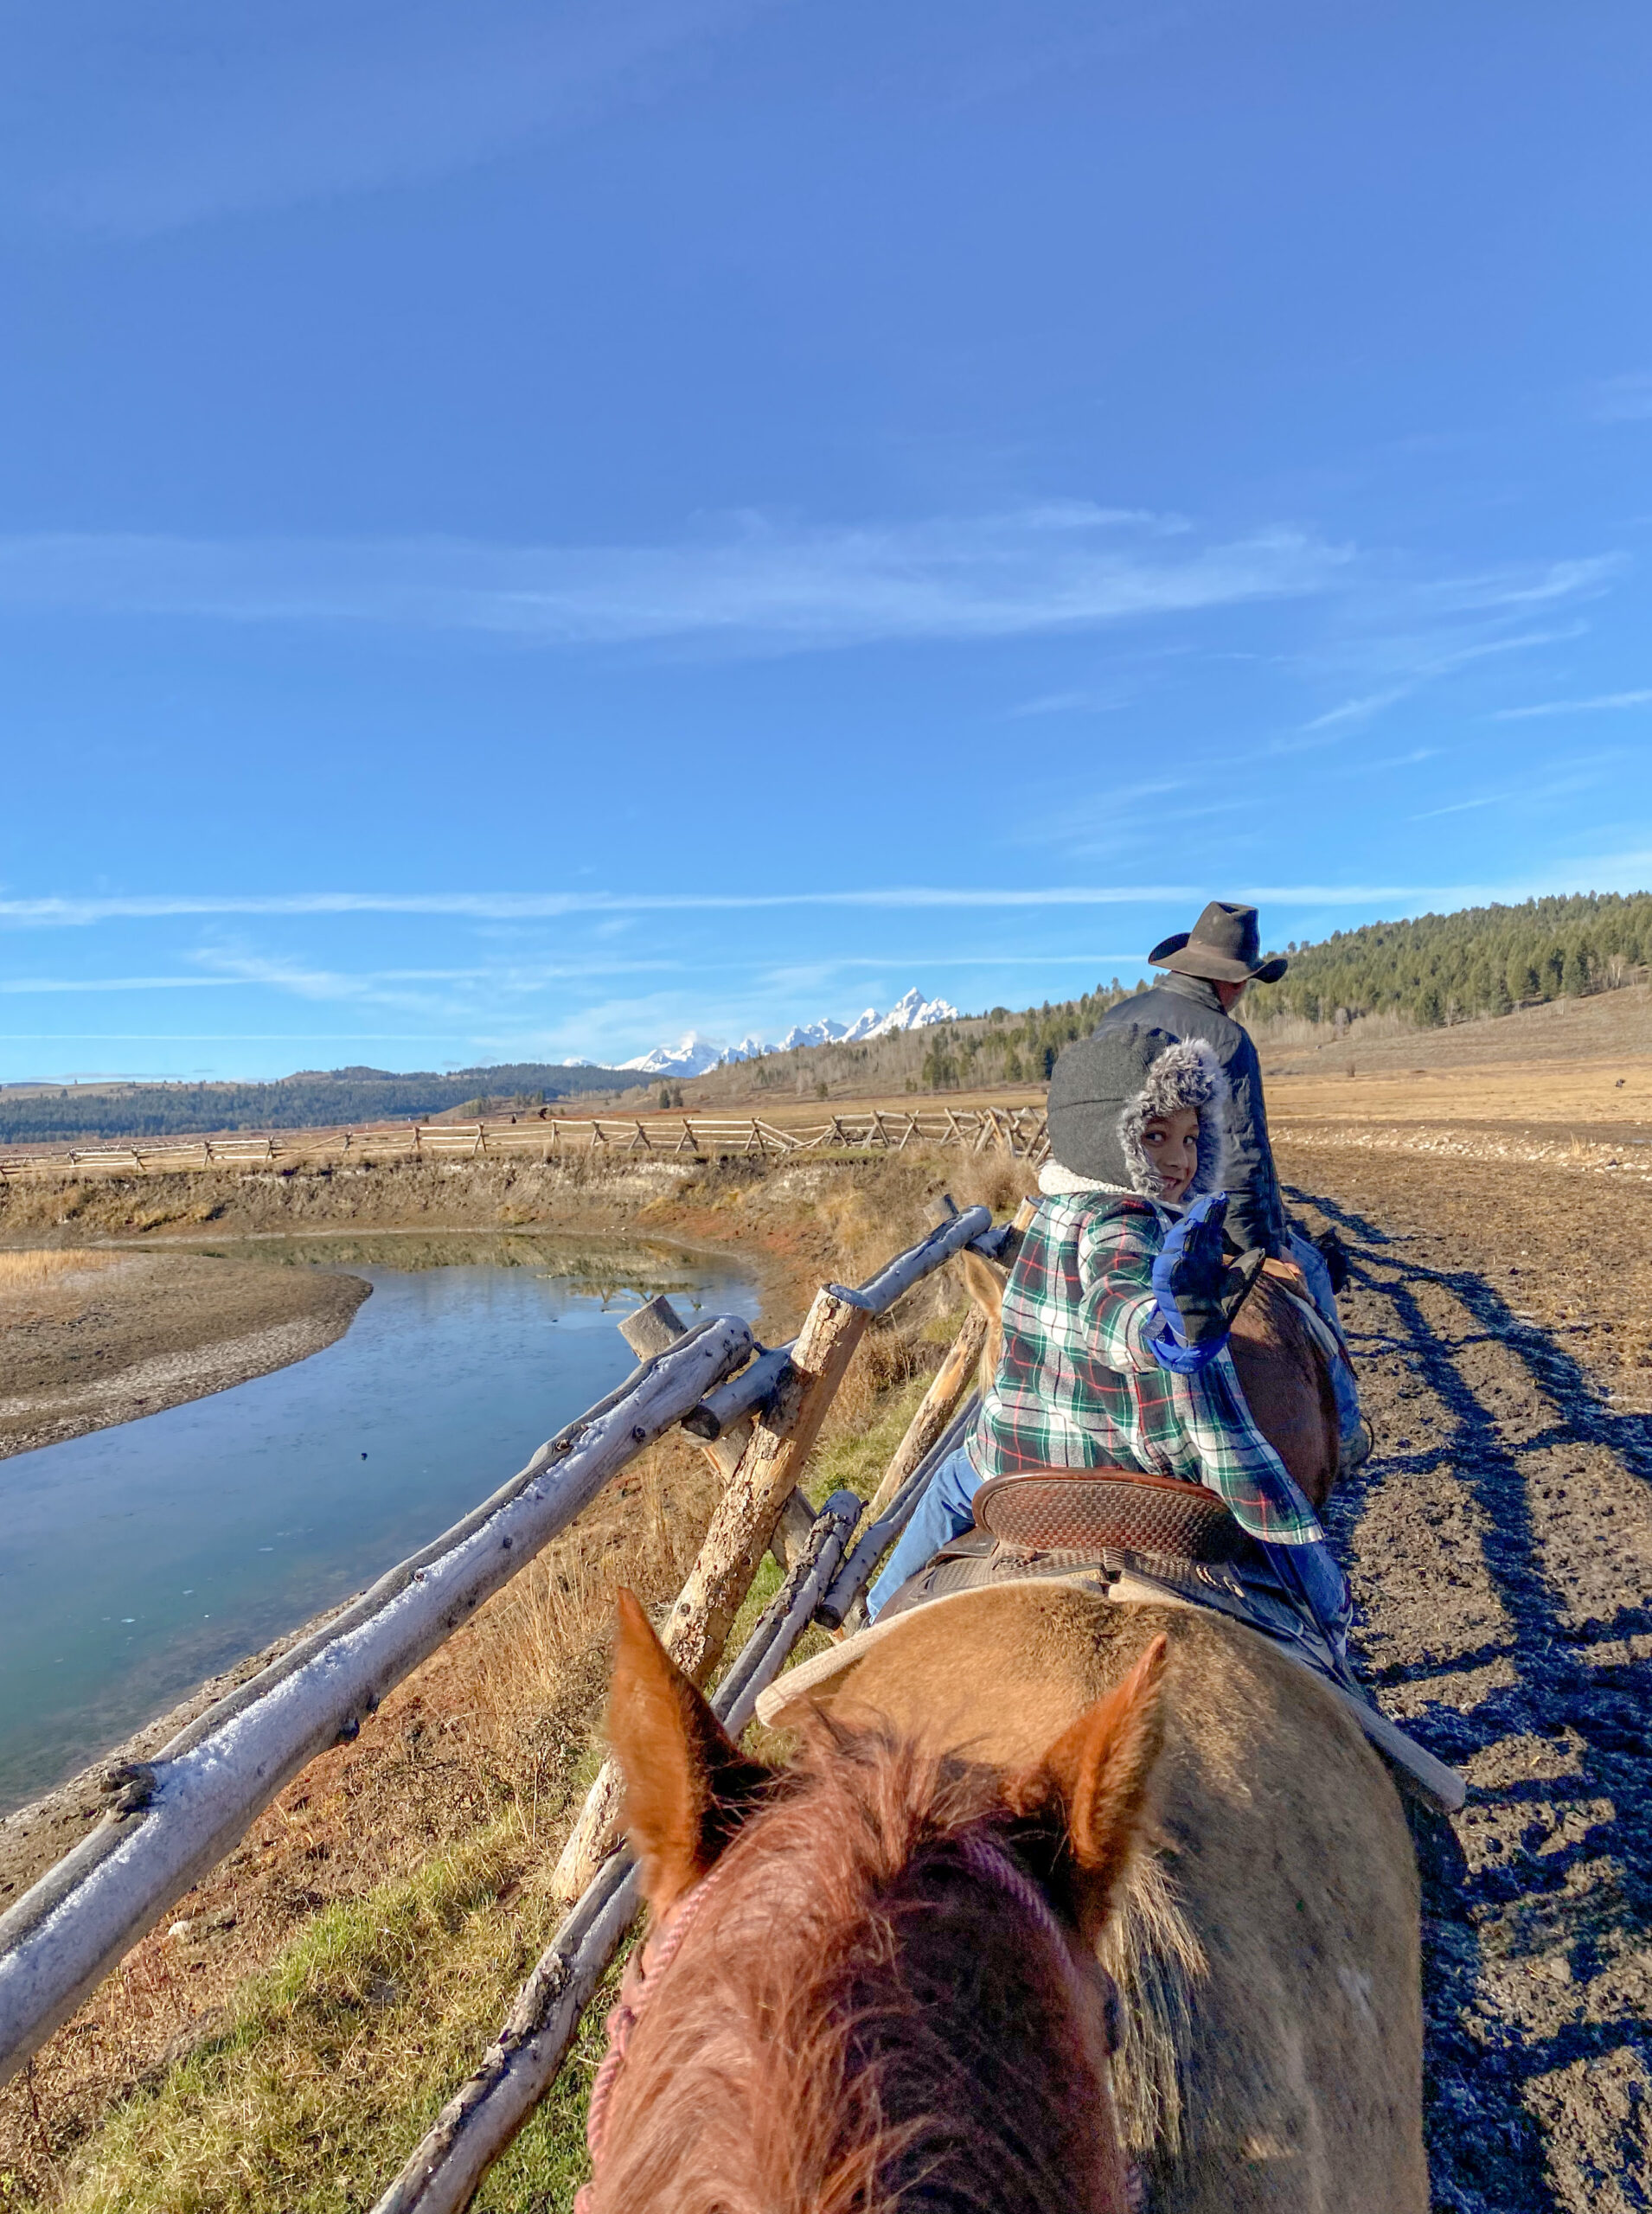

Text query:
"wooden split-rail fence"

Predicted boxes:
[[0, 1104, 1049, 1182], [0, 1192, 1029, 2214]]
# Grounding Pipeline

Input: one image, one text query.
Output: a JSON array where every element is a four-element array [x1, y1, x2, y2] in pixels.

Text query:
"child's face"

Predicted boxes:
[[1139, 1105, 1201, 1204]]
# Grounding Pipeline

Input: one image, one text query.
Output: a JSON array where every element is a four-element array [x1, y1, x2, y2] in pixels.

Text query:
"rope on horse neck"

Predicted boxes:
[[576, 1853, 735, 2209]]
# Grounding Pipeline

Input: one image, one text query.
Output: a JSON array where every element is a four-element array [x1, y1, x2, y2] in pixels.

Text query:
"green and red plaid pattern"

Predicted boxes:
[[970, 1191, 1327, 1547]]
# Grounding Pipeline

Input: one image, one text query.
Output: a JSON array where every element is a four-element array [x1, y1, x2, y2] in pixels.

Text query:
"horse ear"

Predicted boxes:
[[607, 1590, 772, 1916], [1006, 1634, 1169, 1939]]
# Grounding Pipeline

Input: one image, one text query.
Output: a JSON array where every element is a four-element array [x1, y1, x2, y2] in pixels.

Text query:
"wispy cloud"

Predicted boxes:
[[1407, 759, 1618, 823], [1493, 688, 1652, 721], [1286, 608, 1605, 746], [0, 880, 1592, 933], [0, 975, 242, 994], [0, 508, 1348, 653], [0, 882, 1377, 930], [1418, 556, 1625, 614], [1588, 373, 1652, 425], [1008, 688, 1133, 718], [1299, 688, 1411, 734], [1341, 748, 1438, 775]]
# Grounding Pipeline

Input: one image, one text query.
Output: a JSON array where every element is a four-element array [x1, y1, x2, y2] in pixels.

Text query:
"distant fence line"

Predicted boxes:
[[0, 1104, 1050, 1183]]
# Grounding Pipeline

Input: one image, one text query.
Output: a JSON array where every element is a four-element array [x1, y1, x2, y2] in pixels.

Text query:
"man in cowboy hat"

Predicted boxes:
[[1098, 900, 1365, 1461], [1098, 900, 1289, 1257]]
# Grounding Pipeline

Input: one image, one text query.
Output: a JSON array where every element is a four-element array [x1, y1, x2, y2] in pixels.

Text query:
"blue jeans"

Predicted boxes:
[[866, 1445, 982, 1620], [1286, 1230, 1363, 1452]]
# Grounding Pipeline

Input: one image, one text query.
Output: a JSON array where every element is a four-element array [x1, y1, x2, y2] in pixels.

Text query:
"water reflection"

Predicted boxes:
[[0, 1236, 758, 1810]]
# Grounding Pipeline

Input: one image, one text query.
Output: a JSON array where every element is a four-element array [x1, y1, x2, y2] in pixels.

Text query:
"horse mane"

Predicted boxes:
[[588, 1717, 1135, 2214]]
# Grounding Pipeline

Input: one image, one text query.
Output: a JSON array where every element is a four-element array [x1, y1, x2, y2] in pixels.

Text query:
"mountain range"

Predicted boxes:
[[618, 988, 961, 1078]]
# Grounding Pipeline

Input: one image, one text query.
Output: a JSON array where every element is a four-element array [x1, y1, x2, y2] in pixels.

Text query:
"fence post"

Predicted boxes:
[[550, 1282, 869, 1899]]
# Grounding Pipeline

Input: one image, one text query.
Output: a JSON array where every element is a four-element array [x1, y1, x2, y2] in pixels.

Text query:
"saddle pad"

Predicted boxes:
[[973, 1468, 1246, 1564]]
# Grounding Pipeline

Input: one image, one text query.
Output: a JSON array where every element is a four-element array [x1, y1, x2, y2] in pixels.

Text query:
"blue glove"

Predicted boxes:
[[1147, 1193, 1265, 1374]]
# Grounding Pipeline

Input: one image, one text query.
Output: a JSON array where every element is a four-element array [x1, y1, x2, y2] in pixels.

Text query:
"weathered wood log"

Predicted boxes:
[[618, 1302, 813, 1564], [861, 1304, 989, 1523], [0, 1317, 754, 2087], [663, 1283, 868, 1675], [551, 1282, 869, 1900]]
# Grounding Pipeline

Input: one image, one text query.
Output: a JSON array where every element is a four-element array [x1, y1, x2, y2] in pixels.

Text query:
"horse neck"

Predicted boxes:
[[590, 1744, 1130, 2214]]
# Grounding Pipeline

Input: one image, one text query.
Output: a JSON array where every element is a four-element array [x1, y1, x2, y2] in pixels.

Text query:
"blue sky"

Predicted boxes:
[[3, 0, 1651, 1078]]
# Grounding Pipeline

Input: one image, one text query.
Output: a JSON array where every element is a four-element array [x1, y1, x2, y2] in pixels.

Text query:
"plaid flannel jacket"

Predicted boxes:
[[970, 1191, 1326, 1548]]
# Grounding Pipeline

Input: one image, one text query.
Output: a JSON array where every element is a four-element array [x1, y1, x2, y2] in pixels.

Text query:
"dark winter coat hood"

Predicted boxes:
[[1044, 1023, 1228, 1200]]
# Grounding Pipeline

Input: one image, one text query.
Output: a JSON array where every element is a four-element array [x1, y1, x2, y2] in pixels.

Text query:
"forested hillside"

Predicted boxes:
[[1248, 893, 1652, 1028], [0, 1062, 621, 1146]]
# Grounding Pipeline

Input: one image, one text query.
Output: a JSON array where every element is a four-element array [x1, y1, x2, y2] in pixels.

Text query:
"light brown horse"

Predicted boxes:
[[591, 1579, 1425, 2214], [586, 1589, 1163, 2214]]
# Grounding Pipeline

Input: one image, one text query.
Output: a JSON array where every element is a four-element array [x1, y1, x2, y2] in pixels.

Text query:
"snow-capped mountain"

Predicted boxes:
[[839, 989, 959, 1041], [619, 990, 958, 1078], [618, 1033, 729, 1078], [779, 1017, 849, 1051], [868, 989, 960, 1036]]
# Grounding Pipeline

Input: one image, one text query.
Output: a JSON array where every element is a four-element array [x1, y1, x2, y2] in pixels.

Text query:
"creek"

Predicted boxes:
[[0, 1235, 759, 1813]]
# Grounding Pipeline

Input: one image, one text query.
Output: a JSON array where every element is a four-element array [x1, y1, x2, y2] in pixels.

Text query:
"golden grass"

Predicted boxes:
[[1268, 1058, 1652, 1129], [0, 1250, 124, 1291]]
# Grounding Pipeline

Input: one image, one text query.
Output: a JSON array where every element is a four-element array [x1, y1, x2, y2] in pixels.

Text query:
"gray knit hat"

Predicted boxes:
[[1046, 1023, 1228, 1195]]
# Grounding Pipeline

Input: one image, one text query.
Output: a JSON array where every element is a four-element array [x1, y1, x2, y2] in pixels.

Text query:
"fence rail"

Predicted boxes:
[[0, 1104, 1049, 1181], [0, 1200, 1000, 2089]]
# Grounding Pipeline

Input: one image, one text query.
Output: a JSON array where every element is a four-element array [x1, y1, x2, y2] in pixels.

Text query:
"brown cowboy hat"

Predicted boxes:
[[1148, 900, 1289, 985]]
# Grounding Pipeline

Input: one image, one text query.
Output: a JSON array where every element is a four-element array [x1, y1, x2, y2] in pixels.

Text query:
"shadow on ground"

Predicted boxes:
[[1289, 1181, 1652, 2214]]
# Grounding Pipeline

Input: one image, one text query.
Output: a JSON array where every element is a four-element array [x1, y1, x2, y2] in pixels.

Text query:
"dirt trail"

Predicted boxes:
[[1284, 1142, 1652, 2212]]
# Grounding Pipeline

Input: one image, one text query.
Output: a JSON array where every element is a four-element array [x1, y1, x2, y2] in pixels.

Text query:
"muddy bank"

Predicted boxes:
[[0, 1251, 370, 1460]]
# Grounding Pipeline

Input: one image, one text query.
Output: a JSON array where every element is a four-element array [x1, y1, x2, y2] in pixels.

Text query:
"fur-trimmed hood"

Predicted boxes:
[[1044, 1024, 1228, 1200]]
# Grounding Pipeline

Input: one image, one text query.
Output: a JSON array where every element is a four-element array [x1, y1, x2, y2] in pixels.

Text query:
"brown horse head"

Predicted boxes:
[[585, 1589, 1169, 2214]]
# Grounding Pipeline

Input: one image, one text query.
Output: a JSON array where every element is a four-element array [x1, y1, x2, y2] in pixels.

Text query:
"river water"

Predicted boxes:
[[0, 1236, 759, 1813]]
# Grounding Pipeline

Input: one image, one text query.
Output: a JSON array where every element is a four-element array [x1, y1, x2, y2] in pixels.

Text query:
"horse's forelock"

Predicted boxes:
[[590, 1720, 1122, 2214]]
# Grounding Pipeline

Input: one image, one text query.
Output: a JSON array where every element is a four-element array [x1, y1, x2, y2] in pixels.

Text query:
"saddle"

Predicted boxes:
[[884, 1465, 1264, 1629], [971, 1466, 1248, 1565]]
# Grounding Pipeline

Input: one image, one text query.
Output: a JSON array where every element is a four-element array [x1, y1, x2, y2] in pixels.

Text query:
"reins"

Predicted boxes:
[[576, 1827, 1130, 2211]]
